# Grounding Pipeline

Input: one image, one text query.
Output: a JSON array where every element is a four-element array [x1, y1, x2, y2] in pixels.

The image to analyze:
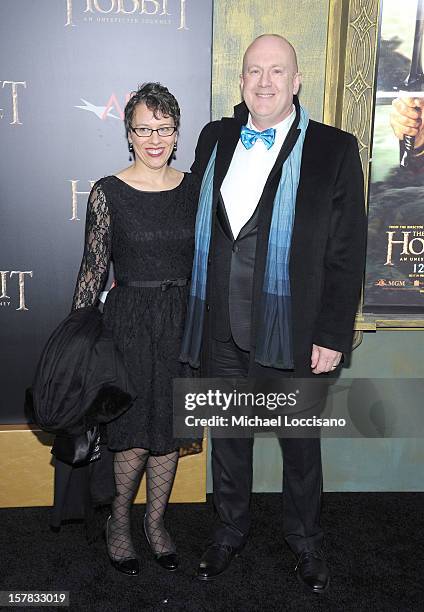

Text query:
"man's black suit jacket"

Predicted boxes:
[[191, 97, 366, 376]]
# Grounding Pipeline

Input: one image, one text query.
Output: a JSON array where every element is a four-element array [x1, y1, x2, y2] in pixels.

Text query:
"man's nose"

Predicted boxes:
[[259, 70, 271, 87]]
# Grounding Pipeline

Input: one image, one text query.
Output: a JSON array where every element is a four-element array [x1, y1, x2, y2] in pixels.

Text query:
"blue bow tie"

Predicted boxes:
[[240, 125, 276, 150]]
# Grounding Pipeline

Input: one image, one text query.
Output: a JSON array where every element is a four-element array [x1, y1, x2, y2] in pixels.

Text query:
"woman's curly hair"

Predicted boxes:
[[124, 82, 180, 137]]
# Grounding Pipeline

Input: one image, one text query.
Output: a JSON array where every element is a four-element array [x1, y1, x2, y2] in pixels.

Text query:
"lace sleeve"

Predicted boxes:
[[71, 182, 112, 310]]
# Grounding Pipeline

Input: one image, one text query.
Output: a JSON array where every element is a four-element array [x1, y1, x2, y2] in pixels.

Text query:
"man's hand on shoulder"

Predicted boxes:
[[311, 344, 342, 374]]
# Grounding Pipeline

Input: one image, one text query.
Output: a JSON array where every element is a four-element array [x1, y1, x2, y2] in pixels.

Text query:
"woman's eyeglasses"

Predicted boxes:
[[130, 126, 176, 137]]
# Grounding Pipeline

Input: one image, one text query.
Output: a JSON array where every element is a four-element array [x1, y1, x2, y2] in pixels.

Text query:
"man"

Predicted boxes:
[[181, 34, 366, 592]]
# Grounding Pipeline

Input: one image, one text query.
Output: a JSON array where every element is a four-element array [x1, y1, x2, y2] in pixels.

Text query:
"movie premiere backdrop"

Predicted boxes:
[[0, 0, 212, 423], [365, 0, 424, 314]]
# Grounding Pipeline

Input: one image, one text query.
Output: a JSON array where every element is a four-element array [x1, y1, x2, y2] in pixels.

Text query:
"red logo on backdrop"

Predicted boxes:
[[75, 93, 131, 120]]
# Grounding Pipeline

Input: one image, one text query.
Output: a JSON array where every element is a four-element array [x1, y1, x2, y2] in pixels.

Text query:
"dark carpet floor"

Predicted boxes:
[[1, 493, 423, 612]]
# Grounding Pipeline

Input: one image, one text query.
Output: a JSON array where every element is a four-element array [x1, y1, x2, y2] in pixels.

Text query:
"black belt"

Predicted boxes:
[[118, 278, 189, 292]]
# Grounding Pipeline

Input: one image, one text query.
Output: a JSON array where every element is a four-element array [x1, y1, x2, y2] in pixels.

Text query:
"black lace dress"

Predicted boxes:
[[72, 173, 200, 455]]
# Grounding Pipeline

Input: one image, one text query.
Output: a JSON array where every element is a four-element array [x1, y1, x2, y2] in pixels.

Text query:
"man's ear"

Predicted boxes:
[[293, 72, 302, 95]]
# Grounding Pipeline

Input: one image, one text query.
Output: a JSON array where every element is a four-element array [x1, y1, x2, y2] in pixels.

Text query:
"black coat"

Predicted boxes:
[[27, 306, 136, 438], [191, 97, 366, 376], [26, 306, 136, 532]]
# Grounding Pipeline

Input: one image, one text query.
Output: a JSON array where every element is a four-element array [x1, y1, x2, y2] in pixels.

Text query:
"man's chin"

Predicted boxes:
[[249, 109, 278, 129]]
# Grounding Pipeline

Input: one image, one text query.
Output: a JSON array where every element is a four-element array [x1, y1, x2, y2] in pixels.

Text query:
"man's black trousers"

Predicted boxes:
[[207, 335, 324, 555]]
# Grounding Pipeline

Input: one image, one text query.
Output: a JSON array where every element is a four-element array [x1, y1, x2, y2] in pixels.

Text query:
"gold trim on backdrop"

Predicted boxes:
[[356, 315, 424, 331], [339, 0, 379, 332], [325, 0, 380, 183], [324, 0, 348, 127], [0, 428, 207, 508], [341, 0, 380, 201]]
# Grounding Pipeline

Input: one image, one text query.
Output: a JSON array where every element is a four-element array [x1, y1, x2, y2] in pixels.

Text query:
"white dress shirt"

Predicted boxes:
[[220, 106, 296, 238]]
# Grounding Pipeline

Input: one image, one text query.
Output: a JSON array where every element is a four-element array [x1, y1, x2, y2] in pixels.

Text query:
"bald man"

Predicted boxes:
[[182, 35, 366, 592]]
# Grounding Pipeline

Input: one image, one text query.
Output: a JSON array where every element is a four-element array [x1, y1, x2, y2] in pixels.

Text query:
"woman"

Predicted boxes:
[[72, 82, 200, 576]]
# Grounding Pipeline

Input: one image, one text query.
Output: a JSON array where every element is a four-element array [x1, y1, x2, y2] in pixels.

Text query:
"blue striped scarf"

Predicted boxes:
[[180, 106, 309, 369]]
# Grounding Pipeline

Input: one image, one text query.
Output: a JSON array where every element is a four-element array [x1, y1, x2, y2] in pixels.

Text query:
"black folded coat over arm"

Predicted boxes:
[[26, 306, 136, 535], [28, 306, 135, 436]]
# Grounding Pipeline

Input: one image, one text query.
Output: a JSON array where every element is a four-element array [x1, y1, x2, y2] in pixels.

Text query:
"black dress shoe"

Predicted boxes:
[[153, 552, 179, 572], [143, 516, 179, 572], [108, 556, 140, 576], [196, 543, 240, 581], [295, 550, 330, 593], [105, 516, 140, 576]]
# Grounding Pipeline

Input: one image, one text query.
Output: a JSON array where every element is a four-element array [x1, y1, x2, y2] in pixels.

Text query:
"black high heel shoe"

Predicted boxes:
[[105, 516, 140, 576], [143, 516, 179, 572]]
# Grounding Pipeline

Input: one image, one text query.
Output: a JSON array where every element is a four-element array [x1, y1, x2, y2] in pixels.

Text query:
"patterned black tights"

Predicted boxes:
[[144, 451, 179, 555], [107, 448, 178, 560]]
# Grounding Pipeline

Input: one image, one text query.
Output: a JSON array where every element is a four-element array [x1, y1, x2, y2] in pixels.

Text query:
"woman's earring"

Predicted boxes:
[[128, 142, 134, 161], [173, 143, 177, 151]]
